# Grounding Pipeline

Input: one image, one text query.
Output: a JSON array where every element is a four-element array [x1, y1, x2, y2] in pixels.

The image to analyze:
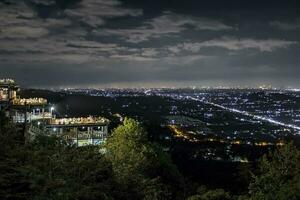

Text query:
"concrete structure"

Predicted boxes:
[[0, 79, 18, 100], [1, 79, 110, 146], [40, 116, 109, 146], [11, 106, 52, 123], [0, 79, 50, 122], [0, 79, 19, 111]]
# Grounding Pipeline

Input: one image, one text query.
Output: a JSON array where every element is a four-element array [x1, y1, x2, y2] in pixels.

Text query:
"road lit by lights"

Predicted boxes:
[[187, 96, 300, 132]]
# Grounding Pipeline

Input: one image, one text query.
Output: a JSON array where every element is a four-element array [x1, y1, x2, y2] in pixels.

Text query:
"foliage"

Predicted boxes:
[[0, 111, 117, 200], [105, 118, 184, 199], [0, 114, 184, 200], [0, 112, 28, 199], [247, 142, 300, 200], [2, 111, 300, 200], [186, 185, 231, 200], [24, 135, 117, 200]]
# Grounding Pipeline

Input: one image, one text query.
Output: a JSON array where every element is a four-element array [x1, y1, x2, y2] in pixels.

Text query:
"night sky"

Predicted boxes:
[[0, 0, 300, 88]]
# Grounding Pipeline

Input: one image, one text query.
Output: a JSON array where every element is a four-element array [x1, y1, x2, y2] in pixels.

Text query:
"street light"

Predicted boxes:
[[50, 106, 55, 116]]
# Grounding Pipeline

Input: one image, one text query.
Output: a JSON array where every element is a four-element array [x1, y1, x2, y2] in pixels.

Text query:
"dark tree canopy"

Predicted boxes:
[[1, 112, 300, 200], [247, 143, 300, 200], [105, 118, 184, 200]]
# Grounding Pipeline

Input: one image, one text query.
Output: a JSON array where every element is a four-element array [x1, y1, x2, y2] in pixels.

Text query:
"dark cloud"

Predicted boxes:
[[0, 0, 299, 88], [270, 18, 300, 30]]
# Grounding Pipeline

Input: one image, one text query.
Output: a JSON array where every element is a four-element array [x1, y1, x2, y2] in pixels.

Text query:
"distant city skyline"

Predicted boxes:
[[0, 0, 300, 88]]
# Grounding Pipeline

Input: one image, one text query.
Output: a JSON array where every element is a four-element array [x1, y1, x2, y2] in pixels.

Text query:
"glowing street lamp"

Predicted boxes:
[[50, 106, 55, 116]]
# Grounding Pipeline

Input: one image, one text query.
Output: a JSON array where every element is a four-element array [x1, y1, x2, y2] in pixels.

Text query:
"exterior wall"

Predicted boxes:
[[30, 124, 109, 146], [8, 90, 17, 100], [0, 89, 8, 101], [11, 109, 52, 123]]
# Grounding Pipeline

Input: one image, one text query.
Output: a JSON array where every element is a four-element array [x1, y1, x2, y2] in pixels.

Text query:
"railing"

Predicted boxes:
[[12, 112, 52, 123], [12, 98, 47, 106], [49, 116, 109, 125]]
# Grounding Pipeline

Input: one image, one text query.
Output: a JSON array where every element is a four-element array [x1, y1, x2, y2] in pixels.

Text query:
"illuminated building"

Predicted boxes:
[[1, 79, 110, 146], [0, 79, 19, 111], [0, 79, 50, 122], [32, 116, 110, 146]]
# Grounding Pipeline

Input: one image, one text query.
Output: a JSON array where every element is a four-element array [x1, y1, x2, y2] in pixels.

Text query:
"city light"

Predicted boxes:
[[188, 96, 300, 132]]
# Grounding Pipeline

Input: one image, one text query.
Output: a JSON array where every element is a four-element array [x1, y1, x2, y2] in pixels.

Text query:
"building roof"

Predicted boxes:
[[46, 116, 109, 127], [0, 79, 19, 89], [12, 98, 48, 106]]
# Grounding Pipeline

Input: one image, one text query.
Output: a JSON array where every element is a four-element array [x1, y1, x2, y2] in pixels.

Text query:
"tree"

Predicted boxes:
[[24, 135, 117, 200], [0, 111, 119, 200], [105, 118, 184, 200], [247, 142, 300, 200], [0, 111, 29, 200], [187, 186, 231, 200]]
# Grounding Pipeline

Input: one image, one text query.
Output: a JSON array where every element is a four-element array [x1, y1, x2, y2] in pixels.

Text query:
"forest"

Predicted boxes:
[[1, 111, 300, 200]]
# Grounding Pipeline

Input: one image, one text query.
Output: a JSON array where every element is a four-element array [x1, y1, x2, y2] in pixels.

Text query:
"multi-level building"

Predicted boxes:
[[34, 116, 109, 146], [1, 79, 109, 146], [11, 98, 52, 123], [0, 78, 51, 122], [0, 79, 19, 111]]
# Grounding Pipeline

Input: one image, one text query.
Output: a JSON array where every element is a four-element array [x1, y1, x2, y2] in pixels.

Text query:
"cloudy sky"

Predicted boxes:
[[0, 0, 300, 88]]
